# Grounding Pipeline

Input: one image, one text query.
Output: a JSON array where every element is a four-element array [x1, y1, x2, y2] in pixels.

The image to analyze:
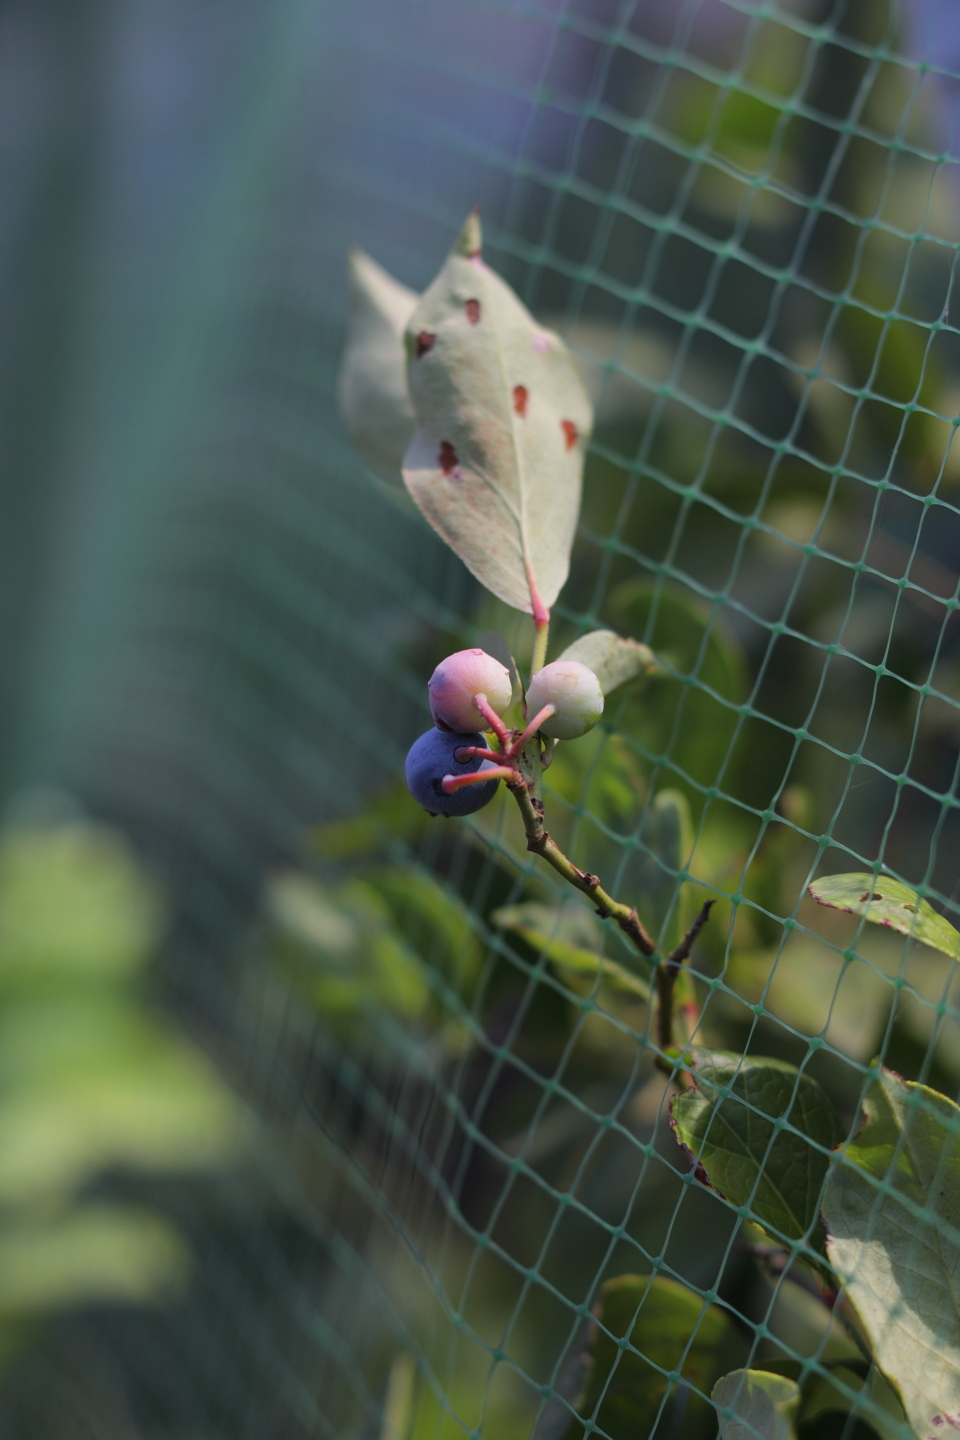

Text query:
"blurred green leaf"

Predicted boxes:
[[366, 862, 484, 1001], [0, 1003, 249, 1204], [822, 1069, 960, 1436], [711, 1368, 799, 1440], [670, 1050, 845, 1247], [267, 871, 432, 1027], [0, 1205, 188, 1315], [560, 1273, 741, 1440], [607, 582, 748, 804], [808, 873, 960, 960], [310, 782, 427, 861], [634, 787, 694, 953], [0, 818, 161, 985], [339, 249, 417, 480], [492, 901, 650, 1000]]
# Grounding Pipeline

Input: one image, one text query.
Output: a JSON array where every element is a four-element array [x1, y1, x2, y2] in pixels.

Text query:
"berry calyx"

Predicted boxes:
[[525, 660, 603, 740], [428, 648, 512, 733], [404, 728, 501, 816]]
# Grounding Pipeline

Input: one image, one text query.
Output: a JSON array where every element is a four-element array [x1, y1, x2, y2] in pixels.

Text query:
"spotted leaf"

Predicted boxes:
[[402, 210, 593, 616]]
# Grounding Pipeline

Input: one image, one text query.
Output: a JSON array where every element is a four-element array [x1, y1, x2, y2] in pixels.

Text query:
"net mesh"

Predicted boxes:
[[4, 0, 960, 1436]]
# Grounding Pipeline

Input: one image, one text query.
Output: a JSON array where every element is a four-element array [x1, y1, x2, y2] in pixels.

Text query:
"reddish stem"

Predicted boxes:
[[453, 746, 506, 765], [512, 703, 556, 752], [473, 692, 511, 748], [442, 765, 518, 793], [526, 566, 550, 629]]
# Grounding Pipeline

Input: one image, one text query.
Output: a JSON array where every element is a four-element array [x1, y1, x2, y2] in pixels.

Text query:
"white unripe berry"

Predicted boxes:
[[428, 648, 512, 732], [526, 660, 604, 740]]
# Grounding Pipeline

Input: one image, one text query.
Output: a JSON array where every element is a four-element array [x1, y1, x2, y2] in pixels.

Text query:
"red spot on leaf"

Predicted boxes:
[[465, 299, 481, 324], [438, 441, 459, 476], [860, 892, 883, 901], [513, 385, 528, 417], [561, 419, 579, 451], [416, 331, 436, 358]]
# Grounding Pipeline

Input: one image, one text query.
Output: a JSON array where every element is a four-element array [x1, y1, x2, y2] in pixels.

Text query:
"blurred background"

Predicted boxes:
[[1, 0, 960, 1435]]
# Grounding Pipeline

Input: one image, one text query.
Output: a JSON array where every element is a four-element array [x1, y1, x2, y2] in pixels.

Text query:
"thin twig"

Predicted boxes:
[[508, 765, 657, 957], [667, 900, 715, 973]]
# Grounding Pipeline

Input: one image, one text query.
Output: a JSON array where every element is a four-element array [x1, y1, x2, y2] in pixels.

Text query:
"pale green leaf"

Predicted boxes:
[[822, 1068, 960, 1436], [0, 1003, 250, 1204], [402, 211, 593, 615], [711, 1368, 799, 1440], [670, 1050, 845, 1247], [0, 818, 161, 986], [491, 901, 650, 999], [556, 629, 656, 696], [338, 249, 418, 479], [559, 1274, 741, 1440], [0, 1204, 188, 1314], [267, 872, 432, 1029], [808, 873, 960, 960]]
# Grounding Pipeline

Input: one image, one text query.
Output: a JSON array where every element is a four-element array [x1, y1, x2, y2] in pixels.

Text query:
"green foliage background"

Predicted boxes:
[[1, 0, 960, 1436]]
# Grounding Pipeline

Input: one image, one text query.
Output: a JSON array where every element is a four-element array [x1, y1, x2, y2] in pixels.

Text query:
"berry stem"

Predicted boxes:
[[473, 692, 511, 748], [513, 703, 556, 752], [442, 765, 518, 793], [453, 745, 509, 765]]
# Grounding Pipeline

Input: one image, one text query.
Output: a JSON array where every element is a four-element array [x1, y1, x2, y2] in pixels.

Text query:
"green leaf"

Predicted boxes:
[[0, 1204, 188, 1315], [0, 816, 161, 986], [807, 873, 960, 960], [402, 211, 593, 616], [266, 872, 432, 1031], [635, 787, 694, 953], [670, 1050, 845, 1247], [367, 863, 484, 1002], [711, 1369, 799, 1440], [555, 629, 656, 697], [560, 1274, 740, 1440], [338, 249, 418, 479], [799, 1365, 906, 1440], [491, 901, 650, 999], [822, 1068, 960, 1436], [606, 581, 748, 804]]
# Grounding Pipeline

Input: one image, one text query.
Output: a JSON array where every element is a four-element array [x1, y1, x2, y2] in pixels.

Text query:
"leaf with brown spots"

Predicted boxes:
[[808, 873, 960, 959], [402, 210, 593, 616]]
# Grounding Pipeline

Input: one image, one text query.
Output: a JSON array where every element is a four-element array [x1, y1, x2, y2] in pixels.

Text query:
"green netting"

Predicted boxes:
[[3, 0, 960, 1436]]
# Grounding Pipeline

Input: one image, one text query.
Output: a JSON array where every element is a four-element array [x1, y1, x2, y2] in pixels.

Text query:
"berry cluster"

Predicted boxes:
[[405, 646, 604, 816]]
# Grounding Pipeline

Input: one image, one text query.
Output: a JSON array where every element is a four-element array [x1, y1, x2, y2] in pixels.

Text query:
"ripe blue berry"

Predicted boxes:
[[404, 728, 500, 816], [525, 660, 604, 740], [428, 648, 512, 732]]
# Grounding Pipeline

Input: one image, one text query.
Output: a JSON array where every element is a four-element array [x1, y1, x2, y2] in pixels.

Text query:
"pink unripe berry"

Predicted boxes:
[[428, 648, 512, 732], [526, 660, 603, 740]]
